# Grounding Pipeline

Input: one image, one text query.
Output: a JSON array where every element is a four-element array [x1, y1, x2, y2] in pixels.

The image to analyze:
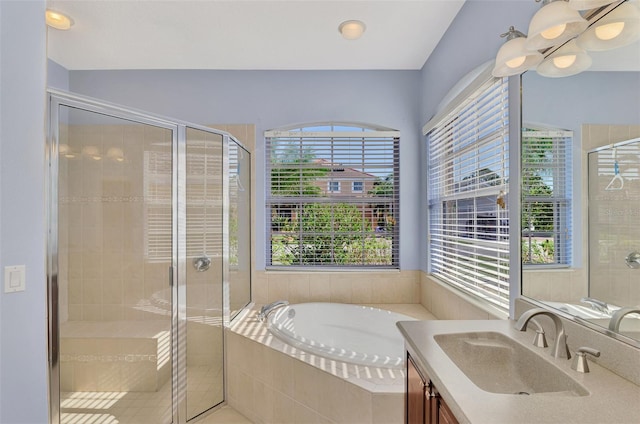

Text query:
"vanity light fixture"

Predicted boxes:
[[46, 9, 74, 30], [576, 1, 640, 50], [492, 26, 544, 77], [536, 39, 593, 77], [525, 0, 589, 50], [339, 20, 366, 40]]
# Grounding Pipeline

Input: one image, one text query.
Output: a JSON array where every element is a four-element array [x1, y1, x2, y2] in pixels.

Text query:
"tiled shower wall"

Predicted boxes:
[[59, 123, 174, 322], [585, 124, 640, 307], [59, 123, 253, 322]]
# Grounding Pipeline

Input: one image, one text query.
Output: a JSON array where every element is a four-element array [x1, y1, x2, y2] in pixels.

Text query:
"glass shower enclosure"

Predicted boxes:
[[47, 91, 251, 424], [588, 137, 640, 340]]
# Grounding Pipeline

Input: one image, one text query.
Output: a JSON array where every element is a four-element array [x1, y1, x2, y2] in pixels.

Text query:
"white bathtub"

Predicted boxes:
[[267, 302, 416, 369]]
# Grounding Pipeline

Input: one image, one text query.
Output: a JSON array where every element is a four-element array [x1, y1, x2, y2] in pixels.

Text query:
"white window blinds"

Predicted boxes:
[[426, 77, 510, 311], [521, 128, 572, 266], [265, 124, 400, 268]]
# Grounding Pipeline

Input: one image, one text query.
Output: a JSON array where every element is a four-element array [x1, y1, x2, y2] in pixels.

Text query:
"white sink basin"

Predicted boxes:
[[434, 331, 589, 396]]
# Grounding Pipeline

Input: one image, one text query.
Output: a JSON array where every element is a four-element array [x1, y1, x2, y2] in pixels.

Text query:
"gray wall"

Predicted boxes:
[[0, 1, 49, 422], [522, 71, 640, 129], [420, 0, 538, 122], [48, 59, 70, 91], [69, 69, 424, 269]]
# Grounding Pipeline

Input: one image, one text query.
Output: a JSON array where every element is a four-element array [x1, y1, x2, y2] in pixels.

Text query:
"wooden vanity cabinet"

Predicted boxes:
[[406, 353, 458, 424]]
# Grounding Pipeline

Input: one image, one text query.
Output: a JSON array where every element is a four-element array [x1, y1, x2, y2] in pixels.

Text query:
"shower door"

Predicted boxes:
[[228, 140, 252, 318], [48, 93, 230, 424], [51, 103, 177, 424]]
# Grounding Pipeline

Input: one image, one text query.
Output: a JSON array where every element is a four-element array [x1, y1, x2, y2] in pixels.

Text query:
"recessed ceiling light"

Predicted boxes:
[[339, 20, 366, 40], [46, 9, 74, 30]]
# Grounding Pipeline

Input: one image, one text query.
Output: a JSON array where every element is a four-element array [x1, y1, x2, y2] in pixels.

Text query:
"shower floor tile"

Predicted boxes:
[[59, 365, 241, 424]]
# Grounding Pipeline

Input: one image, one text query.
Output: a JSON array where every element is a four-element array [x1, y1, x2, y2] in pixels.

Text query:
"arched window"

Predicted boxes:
[[265, 123, 400, 268]]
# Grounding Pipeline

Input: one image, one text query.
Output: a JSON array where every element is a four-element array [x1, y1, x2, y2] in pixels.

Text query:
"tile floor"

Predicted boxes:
[[196, 406, 252, 424], [60, 365, 251, 423]]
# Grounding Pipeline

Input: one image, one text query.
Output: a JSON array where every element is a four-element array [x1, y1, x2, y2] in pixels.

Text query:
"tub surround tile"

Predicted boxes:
[[256, 270, 422, 307], [268, 278, 290, 303], [342, 384, 373, 424], [288, 277, 311, 304], [351, 279, 373, 303], [372, 393, 404, 424], [420, 273, 505, 320], [329, 278, 352, 303], [308, 275, 332, 302], [292, 402, 330, 424], [227, 304, 419, 423], [266, 345, 295, 397]]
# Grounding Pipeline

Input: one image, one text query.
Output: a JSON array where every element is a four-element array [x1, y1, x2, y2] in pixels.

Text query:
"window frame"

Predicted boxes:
[[327, 181, 341, 193], [265, 123, 400, 269], [425, 76, 511, 312], [521, 127, 573, 268]]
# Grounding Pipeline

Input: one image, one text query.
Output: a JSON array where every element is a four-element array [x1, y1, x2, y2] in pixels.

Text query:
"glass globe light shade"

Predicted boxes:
[[537, 40, 593, 77], [526, 1, 589, 50], [492, 36, 544, 77], [576, 2, 640, 51]]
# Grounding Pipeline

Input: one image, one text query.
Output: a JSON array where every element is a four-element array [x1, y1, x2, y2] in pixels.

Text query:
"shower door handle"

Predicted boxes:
[[169, 266, 174, 286]]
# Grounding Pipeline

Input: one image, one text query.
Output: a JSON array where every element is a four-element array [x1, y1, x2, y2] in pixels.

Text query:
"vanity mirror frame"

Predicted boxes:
[[518, 0, 640, 349]]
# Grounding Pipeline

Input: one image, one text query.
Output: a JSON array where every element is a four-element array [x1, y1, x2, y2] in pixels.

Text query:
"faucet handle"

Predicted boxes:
[[571, 347, 601, 373]]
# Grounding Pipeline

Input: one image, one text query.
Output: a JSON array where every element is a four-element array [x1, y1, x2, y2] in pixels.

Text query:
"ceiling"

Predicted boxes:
[[46, 0, 466, 71]]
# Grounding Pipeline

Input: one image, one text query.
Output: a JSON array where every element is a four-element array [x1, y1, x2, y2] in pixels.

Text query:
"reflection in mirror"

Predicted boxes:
[[521, 25, 640, 345], [228, 140, 252, 319], [587, 138, 640, 340]]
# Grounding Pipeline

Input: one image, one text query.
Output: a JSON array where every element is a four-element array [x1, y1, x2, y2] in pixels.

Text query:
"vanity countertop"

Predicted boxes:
[[397, 319, 640, 424]]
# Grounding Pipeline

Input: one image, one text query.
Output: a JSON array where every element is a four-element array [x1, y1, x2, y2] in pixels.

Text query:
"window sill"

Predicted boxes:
[[265, 267, 400, 273]]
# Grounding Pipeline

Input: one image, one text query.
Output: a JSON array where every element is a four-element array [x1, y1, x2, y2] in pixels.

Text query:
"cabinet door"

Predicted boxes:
[[437, 395, 458, 424], [407, 354, 426, 424]]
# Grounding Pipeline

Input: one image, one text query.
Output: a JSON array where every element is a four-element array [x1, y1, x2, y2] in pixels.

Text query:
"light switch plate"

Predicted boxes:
[[4, 265, 26, 293]]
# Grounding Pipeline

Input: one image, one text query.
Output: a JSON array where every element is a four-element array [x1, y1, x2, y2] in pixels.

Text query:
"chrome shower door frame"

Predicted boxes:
[[46, 90, 235, 424]]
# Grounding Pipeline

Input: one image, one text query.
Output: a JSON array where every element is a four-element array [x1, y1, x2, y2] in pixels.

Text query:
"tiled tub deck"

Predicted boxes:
[[227, 304, 435, 424]]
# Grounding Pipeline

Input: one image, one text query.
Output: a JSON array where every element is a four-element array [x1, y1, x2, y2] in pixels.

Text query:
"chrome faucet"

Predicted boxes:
[[580, 297, 610, 315], [515, 308, 571, 359], [608, 307, 640, 332], [257, 300, 289, 322]]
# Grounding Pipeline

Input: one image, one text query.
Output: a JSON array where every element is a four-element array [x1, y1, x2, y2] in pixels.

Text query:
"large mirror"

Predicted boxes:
[[520, 2, 640, 346]]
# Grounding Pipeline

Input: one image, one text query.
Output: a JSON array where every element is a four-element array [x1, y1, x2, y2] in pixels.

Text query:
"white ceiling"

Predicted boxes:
[[46, 0, 466, 71]]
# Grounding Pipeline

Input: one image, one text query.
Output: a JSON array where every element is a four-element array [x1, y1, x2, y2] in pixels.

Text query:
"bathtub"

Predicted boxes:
[[266, 302, 416, 369]]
